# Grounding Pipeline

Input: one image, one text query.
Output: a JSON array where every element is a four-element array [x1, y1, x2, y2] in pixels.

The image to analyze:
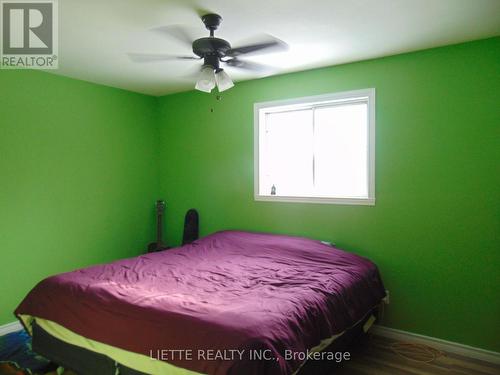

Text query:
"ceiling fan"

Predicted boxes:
[[128, 13, 288, 93]]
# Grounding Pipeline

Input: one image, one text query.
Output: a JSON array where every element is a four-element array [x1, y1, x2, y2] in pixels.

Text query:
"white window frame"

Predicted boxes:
[[254, 88, 376, 206]]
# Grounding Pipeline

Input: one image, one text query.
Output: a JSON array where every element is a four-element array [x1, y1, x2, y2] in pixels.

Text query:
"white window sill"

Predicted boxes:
[[254, 195, 375, 206]]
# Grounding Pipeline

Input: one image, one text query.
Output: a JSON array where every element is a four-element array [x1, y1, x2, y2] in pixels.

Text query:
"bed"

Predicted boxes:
[[15, 230, 386, 375]]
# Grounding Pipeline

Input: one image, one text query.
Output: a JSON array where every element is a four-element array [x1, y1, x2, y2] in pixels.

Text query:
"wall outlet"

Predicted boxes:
[[383, 289, 390, 304]]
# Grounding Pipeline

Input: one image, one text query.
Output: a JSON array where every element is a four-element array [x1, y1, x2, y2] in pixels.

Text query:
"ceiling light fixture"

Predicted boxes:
[[215, 69, 234, 92], [195, 65, 216, 93], [195, 66, 234, 93]]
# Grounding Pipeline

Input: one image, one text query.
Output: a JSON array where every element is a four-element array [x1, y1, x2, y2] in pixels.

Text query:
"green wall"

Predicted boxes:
[[157, 37, 500, 351], [0, 70, 160, 325]]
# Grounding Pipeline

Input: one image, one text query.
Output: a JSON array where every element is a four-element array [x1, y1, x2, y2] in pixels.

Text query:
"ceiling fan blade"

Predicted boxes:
[[150, 25, 196, 48], [128, 53, 200, 63], [224, 58, 274, 73], [226, 34, 288, 57]]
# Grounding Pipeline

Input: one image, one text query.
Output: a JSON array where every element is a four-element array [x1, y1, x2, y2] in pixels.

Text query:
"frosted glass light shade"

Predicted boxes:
[[215, 69, 234, 92], [195, 66, 216, 93]]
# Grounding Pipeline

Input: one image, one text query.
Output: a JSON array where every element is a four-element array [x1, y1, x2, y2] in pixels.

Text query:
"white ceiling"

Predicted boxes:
[[52, 0, 500, 96]]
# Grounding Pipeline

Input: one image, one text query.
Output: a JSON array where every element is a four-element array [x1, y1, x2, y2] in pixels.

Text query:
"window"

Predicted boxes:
[[254, 89, 375, 205]]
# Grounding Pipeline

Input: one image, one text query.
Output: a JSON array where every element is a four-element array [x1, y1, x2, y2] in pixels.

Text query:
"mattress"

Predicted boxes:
[[16, 230, 386, 374]]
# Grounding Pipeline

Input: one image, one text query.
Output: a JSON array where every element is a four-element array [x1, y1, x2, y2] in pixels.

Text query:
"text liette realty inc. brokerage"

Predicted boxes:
[[149, 349, 351, 363]]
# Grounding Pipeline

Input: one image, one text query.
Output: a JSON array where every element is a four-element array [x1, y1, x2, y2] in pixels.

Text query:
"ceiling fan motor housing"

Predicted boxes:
[[193, 37, 231, 70], [192, 38, 231, 57]]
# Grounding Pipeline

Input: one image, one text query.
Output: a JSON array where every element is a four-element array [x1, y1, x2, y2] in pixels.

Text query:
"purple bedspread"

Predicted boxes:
[[15, 231, 385, 374]]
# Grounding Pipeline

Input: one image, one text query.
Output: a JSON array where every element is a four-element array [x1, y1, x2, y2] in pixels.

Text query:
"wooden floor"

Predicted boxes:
[[332, 335, 500, 375]]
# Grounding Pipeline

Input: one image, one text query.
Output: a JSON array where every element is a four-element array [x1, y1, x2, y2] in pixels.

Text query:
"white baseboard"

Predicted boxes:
[[371, 324, 500, 365], [0, 320, 23, 336]]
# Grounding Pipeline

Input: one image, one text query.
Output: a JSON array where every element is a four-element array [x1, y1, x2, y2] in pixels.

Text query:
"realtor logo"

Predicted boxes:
[[1, 0, 58, 69]]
